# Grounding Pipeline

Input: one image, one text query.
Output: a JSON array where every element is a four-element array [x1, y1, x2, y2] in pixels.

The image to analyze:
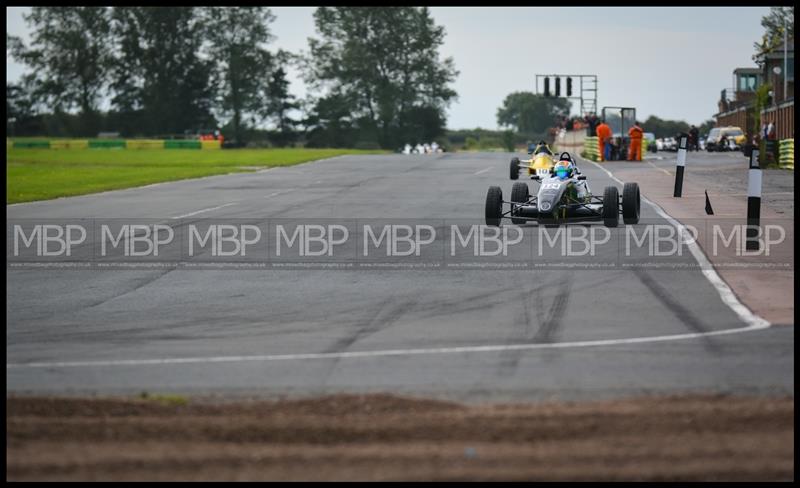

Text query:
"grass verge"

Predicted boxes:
[[6, 147, 387, 204]]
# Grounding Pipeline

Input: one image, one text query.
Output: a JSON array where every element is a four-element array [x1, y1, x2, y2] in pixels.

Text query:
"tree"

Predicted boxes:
[[7, 78, 44, 136], [502, 130, 515, 152], [265, 53, 300, 147], [698, 119, 716, 136], [641, 115, 689, 139], [303, 93, 360, 148], [399, 106, 445, 146], [8, 7, 113, 136], [305, 7, 458, 148], [496, 92, 571, 136], [202, 7, 275, 145], [753, 7, 794, 57], [109, 7, 216, 136]]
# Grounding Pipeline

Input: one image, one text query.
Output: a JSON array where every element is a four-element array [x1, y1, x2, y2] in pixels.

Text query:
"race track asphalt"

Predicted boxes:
[[6, 152, 794, 402]]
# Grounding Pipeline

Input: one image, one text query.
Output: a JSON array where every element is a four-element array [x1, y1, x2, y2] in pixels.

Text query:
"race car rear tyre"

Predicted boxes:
[[510, 182, 529, 225], [509, 158, 520, 180], [622, 182, 640, 224], [602, 186, 619, 227], [485, 186, 503, 226]]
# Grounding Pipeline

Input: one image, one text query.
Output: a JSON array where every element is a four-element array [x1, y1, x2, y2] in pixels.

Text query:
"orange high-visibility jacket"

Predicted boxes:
[[628, 125, 643, 139], [596, 123, 612, 141]]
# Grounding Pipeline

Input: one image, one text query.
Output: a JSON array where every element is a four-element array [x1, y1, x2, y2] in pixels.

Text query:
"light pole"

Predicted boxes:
[[783, 15, 787, 102]]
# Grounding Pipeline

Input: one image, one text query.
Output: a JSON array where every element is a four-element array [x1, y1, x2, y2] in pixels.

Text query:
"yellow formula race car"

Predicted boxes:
[[509, 141, 556, 180]]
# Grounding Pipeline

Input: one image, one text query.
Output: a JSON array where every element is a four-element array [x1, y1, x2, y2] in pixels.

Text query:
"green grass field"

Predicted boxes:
[[6, 147, 387, 204]]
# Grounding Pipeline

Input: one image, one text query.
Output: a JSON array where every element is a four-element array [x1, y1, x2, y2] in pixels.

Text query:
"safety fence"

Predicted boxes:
[[582, 136, 599, 161], [778, 139, 794, 170], [8, 139, 221, 150]]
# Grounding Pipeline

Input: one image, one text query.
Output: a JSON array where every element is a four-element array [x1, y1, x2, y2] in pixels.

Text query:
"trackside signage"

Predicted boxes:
[[6, 218, 793, 271]]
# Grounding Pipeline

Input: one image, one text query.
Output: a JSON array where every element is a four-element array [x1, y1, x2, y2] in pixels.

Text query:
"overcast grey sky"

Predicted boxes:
[[6, 6, 773, 128]]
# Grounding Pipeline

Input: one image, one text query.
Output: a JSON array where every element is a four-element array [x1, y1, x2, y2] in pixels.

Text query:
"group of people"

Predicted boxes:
[[402, 142, 442, 154], [552, 115, 586, 132], [199, 129, 224, 143], [593, 119, 644, 162]]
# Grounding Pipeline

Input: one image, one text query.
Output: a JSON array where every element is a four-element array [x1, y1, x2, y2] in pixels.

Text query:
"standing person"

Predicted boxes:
[[766, 121, 778, 162], [596, 119, 612, 162], [767, 121, 776, 140], [585, 113, 597, 137], [628, 121, 644, 161], [689, 125, 699, 151]]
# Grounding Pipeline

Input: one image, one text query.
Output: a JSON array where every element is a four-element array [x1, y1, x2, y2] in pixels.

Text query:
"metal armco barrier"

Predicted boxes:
[[126, 139, 166, 150], [673, 136, 687, 197], [50, 140, 89, 149], [779, 139, 794, 170], [89, 139, 126, 149], [200, 140, 222, 150], [11, 140, 50, 149], [583, 136, 599, 161], [8, 139, 221, 150], [746, 149, 761, 251]]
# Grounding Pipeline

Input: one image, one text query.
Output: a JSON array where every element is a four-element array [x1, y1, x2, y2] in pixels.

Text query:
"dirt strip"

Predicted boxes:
[[6, 393, 794, 481]]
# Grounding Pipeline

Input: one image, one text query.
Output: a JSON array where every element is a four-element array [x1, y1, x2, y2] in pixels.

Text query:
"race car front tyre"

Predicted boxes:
[[602, 186, 619, 227], [622, 182, 640, 224], [485, 186, 503, 226], [509, 158, 520, 180], [510, 182, 529, 225]]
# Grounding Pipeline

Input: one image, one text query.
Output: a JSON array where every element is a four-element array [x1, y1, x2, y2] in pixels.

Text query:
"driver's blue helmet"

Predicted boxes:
[[553, 160, 572, 180]]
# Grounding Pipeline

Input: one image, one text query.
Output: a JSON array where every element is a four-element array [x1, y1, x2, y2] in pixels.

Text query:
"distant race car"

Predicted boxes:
[[509, 141, 556, 180], [486, 152, 640, 227]]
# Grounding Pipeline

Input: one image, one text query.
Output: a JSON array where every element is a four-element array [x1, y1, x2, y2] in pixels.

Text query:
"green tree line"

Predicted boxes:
[[641, 116, 715, 139], [7, 6, 458, 149]]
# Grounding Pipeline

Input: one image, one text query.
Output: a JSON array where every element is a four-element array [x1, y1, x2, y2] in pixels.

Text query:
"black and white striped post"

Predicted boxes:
[[673, 135, 688, 197], [746, 148, 761, 251]]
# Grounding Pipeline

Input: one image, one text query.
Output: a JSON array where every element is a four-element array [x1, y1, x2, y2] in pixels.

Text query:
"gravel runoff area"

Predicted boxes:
[[6, 393, 793, 481]]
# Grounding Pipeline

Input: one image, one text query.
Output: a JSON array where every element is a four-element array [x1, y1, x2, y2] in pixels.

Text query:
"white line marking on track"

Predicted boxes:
[[585, 158, 771, 331], [473, 167, 493, 175], [646, 161, 672, 175], [171, 202, 237, 219], [4, 322, 770, 369], [264, 189, 293, 199]]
